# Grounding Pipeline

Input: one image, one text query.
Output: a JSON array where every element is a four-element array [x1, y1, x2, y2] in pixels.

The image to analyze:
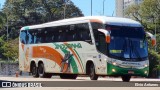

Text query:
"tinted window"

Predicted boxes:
[[20, 30, 27, 44], [106, 25, 145, 39], [76, 23, 91, 42], [20, 23, 92, 44], [91, 22, 107, 54]]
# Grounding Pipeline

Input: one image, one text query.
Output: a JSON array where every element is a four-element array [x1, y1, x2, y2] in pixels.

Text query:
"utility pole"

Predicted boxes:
[[7, 17, 8, 42], [103, 0, 106, 15], [63, 0, 69, 19], [64, 3, 66, 19], [91, 0, 92, 16], [0, 3, 1, 10], [155, 17, 157, 52]]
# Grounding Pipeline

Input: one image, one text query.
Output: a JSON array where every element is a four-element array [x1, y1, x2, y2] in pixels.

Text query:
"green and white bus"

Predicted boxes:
[[19, 16, 156, 82]]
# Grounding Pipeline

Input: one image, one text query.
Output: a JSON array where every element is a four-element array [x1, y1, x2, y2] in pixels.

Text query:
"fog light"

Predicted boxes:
[[144, 71, 148, 74], [112, 69, 116, 72]]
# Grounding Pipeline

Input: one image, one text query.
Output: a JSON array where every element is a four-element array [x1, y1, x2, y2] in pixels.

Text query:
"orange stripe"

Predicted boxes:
[[21, 43, 24, 50], [21, 43, 30, 71], [64, 42, 84, 72], [90, 19, 103, 23], [21, 44, 67, 72], [32, 46, 64, 67]]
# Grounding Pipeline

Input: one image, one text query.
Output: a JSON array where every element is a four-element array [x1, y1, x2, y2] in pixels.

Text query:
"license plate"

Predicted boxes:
[[128, 71, 134, 74]]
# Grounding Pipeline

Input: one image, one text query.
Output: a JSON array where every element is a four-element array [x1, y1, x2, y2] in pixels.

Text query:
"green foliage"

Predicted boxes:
[[0, 36, 18, 60], [0, 0, 83, 61], [1, 39, 18, 60], [148, 50, 160, 78], [0, 11, 7, 35], [2, 0, 83, 26], [0, 36, 5, 58], [125, 0, 160, 33]]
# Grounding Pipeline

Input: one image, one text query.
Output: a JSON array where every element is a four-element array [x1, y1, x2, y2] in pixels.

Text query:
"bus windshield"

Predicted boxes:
[[106, 25, 148, 61]]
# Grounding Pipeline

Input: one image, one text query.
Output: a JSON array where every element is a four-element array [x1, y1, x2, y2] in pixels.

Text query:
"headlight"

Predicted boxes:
[[112, 62, 117, 65], [144, 64, 148, 67]]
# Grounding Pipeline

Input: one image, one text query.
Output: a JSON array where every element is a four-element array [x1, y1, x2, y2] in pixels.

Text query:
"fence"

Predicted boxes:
[[0, 61, 19, 75]]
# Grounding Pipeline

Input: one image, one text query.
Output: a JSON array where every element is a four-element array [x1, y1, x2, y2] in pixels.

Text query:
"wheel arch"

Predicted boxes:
[[38, 60, 44, 66], [85, 60, 96, 74], [30, 61, 36, 72], [38, 60, 46, 73]]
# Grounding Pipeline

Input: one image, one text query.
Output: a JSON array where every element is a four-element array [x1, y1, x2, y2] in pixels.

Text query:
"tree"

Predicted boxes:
[[1, 0, 83, 38], [125, 0, 160, 33], [0, 0, 84, 61], [0, 36, 18, 61], [0, 36, 5, 59], [0, 11, 7, 35], [1, 41, 18, 60], [148, 50, 160, 78]]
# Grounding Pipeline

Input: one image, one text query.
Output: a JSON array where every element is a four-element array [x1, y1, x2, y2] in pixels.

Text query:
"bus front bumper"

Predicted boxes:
[[107, 63, 149, 77]]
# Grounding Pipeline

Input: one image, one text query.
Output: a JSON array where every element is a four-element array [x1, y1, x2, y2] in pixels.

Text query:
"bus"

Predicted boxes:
[[19, 16, 156, 82]]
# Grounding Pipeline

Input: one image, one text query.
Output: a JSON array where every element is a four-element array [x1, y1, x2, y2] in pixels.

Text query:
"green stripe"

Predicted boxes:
[[53, 43, 79, 73], [73, 49, 85, 71], [62, 49, 78, 73], [24, 26, 29, 30], [107, 63, 149, 77]]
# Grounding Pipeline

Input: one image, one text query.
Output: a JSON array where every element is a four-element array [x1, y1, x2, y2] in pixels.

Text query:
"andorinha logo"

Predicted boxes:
[[54, 43, 82, 50]]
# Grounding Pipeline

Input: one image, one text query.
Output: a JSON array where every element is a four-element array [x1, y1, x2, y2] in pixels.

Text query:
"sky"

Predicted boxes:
[[71, 0, 115, 16], [0, 0, 115, 16]]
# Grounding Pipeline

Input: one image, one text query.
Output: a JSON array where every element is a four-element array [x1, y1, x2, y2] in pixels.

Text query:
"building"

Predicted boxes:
[[116, 0, 144, 17]]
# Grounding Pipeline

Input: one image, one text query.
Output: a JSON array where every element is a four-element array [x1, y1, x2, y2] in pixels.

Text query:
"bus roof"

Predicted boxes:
[[20, 16, 142, 30]]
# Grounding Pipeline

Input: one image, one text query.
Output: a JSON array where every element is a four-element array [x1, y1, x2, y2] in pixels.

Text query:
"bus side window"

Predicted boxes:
[[27, 30, 34, 44], [20, 31, 27, 44], [78, 23, 91, 43], [36, 29, 42, 43], [76, 31, 81, 41], [91, 22, 107, 54], [44, 28, 50, 43], [46, 27, 57, 42], [30, 31, 34, 44], [59, 26, 67, 42], [25, 31, 29, 44], [43, 30, 48, 43], [33, 32, 37, 44]]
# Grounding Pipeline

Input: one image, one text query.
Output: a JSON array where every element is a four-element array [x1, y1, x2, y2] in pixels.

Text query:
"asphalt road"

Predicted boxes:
[[0, 75, 160, 90]]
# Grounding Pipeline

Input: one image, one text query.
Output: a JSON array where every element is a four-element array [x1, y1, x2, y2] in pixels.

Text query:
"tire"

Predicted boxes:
[[31, 63, 39, 78], [121, 76, 131, 82], [89, 63, 98, 80], [38, 63, 52, 78], [60, 74, 78, 79]]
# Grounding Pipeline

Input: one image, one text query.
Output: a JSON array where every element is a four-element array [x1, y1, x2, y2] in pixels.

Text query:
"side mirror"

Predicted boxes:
[[151, 36, 156, 46], [146, 32, 156, 46], [106, 35, 110, 43], [98, 29, 110, 43]]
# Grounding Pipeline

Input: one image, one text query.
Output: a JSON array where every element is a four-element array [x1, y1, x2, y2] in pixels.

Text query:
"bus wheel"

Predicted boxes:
[[60, 74, 78, 79], [121, 76, 131, 82], [38, 63, 52, 78], [89, 63, 98, 80], [31, 63, 39, 78]]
